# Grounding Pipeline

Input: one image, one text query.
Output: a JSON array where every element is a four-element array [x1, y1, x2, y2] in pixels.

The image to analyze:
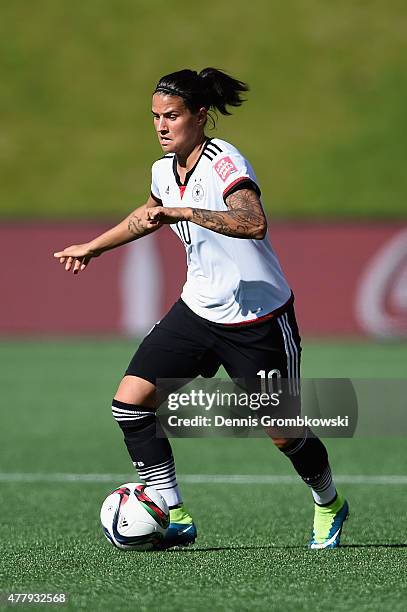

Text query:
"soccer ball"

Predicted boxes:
[[100, 482, 170, 550]]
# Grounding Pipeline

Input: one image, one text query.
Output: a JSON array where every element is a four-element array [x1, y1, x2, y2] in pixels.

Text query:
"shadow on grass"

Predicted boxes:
[[168, 545, 304, 552], [166, 543, 407, 553], [340, 544, 407, 549]]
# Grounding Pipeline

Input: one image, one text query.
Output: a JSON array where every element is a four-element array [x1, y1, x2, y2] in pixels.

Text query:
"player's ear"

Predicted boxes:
[[197, 107, 208, 126]]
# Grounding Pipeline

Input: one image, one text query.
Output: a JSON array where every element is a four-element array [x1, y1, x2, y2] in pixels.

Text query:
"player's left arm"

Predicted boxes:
[[193, 187, 267, 239], [146, 188, 267, 240]]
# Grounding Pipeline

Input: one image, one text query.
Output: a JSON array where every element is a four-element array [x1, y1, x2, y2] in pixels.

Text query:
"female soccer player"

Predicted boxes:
[[54, 68, 348, 549]]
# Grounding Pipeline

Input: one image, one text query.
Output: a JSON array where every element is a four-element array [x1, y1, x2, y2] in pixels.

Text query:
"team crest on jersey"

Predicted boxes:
[[215, 156, 238, 182], [192, 182, 205, 202]]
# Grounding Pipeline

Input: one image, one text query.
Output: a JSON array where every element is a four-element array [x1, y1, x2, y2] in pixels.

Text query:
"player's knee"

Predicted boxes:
[[114, 375, 156, 408], [270, 437, 292, 450]]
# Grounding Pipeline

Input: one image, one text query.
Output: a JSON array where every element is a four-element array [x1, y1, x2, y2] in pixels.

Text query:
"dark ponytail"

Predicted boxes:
[[154, 68, 249, 120], [198, 68, 248, 115]]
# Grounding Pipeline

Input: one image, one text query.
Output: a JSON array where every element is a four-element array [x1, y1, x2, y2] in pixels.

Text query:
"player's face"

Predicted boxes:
[[152, 93, 207, 156]]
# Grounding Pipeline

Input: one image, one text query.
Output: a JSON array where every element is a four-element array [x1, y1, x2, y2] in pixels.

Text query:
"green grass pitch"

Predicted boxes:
[[1, 339, 406, 611]]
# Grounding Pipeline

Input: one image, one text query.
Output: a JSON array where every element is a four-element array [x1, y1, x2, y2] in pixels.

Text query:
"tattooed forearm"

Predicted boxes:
[[191, 207, 262, 238], [128, 213, 146, 236], [191, 189, 267, 239]]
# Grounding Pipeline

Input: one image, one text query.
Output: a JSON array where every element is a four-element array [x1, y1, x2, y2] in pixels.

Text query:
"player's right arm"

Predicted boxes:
[[53, 196, 160, 274]]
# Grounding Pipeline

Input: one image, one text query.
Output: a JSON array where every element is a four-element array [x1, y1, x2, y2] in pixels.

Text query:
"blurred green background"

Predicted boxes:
[[1, 0, 406, 220]]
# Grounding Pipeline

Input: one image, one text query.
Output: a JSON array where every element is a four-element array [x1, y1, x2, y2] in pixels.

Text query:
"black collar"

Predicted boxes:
[[172, 138, 211, 187]]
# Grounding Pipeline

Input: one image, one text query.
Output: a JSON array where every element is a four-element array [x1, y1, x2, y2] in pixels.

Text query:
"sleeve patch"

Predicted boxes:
[[214, 156, 238, 182]]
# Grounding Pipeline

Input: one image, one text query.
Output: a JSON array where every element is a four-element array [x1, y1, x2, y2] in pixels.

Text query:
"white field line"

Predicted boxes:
[[0, 473, 406, 485]]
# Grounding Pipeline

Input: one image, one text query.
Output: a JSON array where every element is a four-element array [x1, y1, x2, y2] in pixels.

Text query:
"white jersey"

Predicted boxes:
[[151, 138, 292, 324]]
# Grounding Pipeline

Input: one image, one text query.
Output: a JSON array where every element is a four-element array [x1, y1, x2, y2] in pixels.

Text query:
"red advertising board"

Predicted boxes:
[[0, 222, 406, 337]]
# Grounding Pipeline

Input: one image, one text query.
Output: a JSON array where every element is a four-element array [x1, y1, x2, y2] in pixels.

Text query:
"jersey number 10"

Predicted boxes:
[[257, 369, 282, 394]]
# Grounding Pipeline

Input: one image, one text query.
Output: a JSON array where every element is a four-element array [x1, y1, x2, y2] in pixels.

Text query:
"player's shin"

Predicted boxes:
[[111, 399, 182, 508], [278, 428, 337, 505]]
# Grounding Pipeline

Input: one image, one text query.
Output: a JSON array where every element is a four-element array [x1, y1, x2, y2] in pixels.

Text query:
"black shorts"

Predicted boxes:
[[126, 298, 301, 395]]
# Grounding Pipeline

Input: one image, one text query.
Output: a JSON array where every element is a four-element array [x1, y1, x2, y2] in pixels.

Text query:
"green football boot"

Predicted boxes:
[[309, 493, 349, 549], [155, 505, 197, 550]]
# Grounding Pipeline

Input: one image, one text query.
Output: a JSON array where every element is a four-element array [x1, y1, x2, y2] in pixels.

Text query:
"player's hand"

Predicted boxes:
[[53, 243, 100, 274], [146, 206, 191, 225]]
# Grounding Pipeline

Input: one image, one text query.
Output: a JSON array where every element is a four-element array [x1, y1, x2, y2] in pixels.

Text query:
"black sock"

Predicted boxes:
[[279, 429, 337, 505], [112, 399, 182, 507]]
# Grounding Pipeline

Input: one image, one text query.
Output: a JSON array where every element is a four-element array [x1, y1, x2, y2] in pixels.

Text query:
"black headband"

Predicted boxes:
[[154, 85, 185, 97], [154, 81, 209, 109]]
